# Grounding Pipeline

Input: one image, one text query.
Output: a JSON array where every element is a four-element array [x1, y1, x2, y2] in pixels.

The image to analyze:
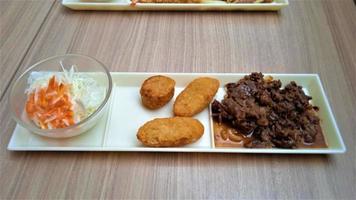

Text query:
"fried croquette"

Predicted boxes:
[[137, 117, 204, 147], [174, 77, 220, 117], [140, 75, 175, 109]]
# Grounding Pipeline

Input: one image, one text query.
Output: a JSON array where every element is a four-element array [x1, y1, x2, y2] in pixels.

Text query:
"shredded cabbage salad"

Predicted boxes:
[[25, 62, 105, 129]]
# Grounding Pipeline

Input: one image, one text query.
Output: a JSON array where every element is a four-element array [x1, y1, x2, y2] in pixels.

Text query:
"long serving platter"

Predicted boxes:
[[62, 0, 289, 11], [8, 73, 346, 154]]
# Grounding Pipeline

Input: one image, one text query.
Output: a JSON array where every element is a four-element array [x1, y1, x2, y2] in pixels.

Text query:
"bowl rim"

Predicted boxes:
[[9, 54, 113, 134]]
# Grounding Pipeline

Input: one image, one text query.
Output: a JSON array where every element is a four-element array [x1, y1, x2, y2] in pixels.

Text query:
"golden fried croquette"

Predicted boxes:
[[140, 75, 175, 109], [174, 77, 220, 117], [137, 117, 204, 147]]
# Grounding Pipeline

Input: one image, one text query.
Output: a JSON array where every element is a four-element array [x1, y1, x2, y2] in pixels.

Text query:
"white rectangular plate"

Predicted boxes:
[[8, 73, 346, 154], [62, 0, 289, 11]]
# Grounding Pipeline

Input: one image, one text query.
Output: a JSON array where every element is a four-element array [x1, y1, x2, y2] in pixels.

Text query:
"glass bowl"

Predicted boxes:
[[9, 54, 112, 138]]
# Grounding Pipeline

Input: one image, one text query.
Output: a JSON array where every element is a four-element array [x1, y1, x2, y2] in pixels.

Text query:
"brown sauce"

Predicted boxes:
[[213, 121, 250, 148], [213, 120, 328, 148], [296, 124, 328, 148]]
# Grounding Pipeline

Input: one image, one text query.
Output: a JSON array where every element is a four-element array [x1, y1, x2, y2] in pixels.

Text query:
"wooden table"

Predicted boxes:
[[1, 0, 355, 199]]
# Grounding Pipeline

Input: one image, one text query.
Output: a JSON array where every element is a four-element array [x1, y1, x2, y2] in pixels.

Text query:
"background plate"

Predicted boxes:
[[62, 0, 289, 11]]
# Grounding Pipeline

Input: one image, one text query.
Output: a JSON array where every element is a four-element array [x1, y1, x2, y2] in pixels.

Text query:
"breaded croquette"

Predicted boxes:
[[174, 77, 219, 117], [140, 75, 175, 109], [137, 117, 204, 147]]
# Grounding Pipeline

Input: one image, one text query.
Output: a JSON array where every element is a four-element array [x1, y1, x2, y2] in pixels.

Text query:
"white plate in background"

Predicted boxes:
[[62, 0, 289, 11]]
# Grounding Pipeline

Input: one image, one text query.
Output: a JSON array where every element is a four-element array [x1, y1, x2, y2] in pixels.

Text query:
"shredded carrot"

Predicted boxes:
[[25, 76, 75, 129]]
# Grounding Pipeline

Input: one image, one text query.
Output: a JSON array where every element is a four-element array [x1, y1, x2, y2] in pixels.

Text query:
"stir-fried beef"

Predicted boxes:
[[212, 72, 321, 148]]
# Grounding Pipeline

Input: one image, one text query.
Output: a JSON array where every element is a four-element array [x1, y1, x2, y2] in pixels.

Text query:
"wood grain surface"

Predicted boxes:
[[1, 0, 355, 199], [0, 0, 55, 99]]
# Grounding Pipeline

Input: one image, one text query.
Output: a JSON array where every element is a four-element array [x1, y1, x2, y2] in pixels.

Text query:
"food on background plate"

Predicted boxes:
[[134, 0, 202, 3], [132, 0, 273, 3], [137, 117, 204, 147], [174, 77, 219, 117], [25, 64, 105, 129], [140, 75, 175, 109], [226, 0, 273, 3], [212, 72, 327, 149]]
